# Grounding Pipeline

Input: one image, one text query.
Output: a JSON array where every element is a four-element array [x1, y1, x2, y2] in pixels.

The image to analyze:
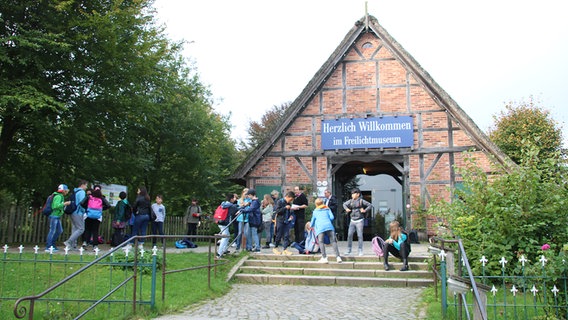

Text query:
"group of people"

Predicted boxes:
[[44, 180, 167, 253], [215, 186, 410, 271]]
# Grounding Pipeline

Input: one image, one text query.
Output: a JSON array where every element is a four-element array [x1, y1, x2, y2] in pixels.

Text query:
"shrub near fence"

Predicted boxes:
[[0, 206, 218, 245]]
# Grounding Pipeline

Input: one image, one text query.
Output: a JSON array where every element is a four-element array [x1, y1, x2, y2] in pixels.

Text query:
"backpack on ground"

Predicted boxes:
[[42, 194, 55, 217], [372, 235, 386, 257], [111, 229, 125, 247], [401, 230, 412, 254], [175, 239, 198, 249], [213, 205, 229, 224], [64, 191, 77, 215]]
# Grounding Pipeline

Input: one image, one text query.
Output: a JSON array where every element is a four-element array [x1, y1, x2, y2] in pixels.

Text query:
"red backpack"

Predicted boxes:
[[213, 205, 229, 224]]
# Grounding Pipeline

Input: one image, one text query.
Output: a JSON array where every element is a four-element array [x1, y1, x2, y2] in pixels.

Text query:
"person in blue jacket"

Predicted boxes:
[[310, 198, 342, 263], [383, 220, 410, 271]]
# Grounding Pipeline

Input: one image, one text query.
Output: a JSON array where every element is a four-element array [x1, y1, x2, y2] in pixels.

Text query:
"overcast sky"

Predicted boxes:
[[153, 0, 568, 146]]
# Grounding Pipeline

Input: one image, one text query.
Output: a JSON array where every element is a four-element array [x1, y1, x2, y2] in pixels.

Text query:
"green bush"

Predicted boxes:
[[428, 146, 568, 277]]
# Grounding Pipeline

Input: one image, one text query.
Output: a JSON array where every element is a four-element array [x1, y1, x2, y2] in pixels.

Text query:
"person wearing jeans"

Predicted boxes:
[[131, 186, 152, 249], [151, 195, 166, 247], [241, 189, 262, 251], [342, 188, 373, 256], [46, 184, 70, 252]]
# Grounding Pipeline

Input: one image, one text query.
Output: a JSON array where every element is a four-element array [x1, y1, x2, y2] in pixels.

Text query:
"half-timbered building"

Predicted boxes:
[[231, 15, 512, 238]]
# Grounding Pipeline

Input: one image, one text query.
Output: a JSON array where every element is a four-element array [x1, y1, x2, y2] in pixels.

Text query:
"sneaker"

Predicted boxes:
[[63, 241, 71, 249], [282, 249, 293, 256], [318, 257, 329, 263], [45, 248, 59, 253], [358, 250, 364, 256], [231, 243, 237, 247], [92, 245, 98, 252], [138, 244, 144, 250], [262, 245, 270, 249], [384, 264, 390, 271], [82, 241, 87, 248], [344, 250, 352, 255], [400, 265, 409, 272], [336, 256, 343, 263], [272, 248, 282, 255]]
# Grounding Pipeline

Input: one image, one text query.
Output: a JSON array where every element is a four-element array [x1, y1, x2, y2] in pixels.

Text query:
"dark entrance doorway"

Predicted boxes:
[[331, 158, 407, 241]]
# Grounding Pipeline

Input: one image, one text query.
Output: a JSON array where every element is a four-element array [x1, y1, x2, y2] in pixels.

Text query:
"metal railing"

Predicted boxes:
[[429, 237, 568, 320], [4, 233, 229, 320]]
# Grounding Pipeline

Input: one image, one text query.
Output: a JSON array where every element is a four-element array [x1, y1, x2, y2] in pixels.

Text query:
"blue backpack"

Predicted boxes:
[[64, 191, 77, 215], [42, 194, 55, 217]]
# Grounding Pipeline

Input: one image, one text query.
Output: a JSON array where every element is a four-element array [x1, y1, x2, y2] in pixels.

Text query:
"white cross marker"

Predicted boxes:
[[531, 285, 538, 296], [510, 285, 518, 296], [439, 250, 447, 261], [552, 285, 559, 297], [18, 245, 24, 254], [519, 255, 528, 267], [33, 245, 39, 254], [491, 285, 498, 296], [480, 256, 488, 267], [539, 255, 548, 267], [499, 257, 508, 268]]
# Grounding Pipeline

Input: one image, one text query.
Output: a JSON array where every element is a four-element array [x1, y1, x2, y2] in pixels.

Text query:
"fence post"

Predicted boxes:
[[440, 250, 448, 318], [150, 247, 158, 308]]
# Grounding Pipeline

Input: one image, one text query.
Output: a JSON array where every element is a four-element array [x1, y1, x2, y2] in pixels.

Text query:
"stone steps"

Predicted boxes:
[[233, 252, 433, 287]]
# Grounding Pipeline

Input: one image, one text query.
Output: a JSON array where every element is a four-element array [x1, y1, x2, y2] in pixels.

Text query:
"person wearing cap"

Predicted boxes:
[[342, 188, 373, 256], [45, 184, 71, 252]]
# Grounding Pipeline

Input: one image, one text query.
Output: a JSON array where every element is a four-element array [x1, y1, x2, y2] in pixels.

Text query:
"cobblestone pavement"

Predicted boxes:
[[155, 284, 426, 320]]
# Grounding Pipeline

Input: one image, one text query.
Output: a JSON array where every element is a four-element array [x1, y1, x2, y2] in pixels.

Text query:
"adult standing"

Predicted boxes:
[[45, 184, 71, 252], [291, 186, 308, 243], [342, 188, 373, 256], [63, 179, 87, 250], [184, 199, 201, 239], [132, 186, 152, 250], [323, 189, 339, 231], [151, 194, 166, 248]]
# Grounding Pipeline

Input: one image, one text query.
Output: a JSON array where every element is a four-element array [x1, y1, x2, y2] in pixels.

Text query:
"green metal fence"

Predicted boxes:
[[430, 238, 568, 320], [0, 234, 227, 320]]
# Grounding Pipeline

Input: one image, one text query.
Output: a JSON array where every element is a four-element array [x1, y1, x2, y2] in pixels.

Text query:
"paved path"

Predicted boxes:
[[155, 284, 426, 320], [154, 242, 431, 320]]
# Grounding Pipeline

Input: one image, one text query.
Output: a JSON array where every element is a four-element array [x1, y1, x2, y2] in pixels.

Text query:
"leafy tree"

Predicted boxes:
[[0, 0, 241, 213], [489, 97, 564, 164], [246, 102, 290, 148]]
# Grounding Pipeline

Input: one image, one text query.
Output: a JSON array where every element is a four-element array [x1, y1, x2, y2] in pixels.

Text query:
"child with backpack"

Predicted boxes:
[[111, 191, 131, 247], [80, 185, 111, 251], [310, 198, 342, 263], [45, 184, 71, 252], [383, 220, 411, 271], [291, 221, 320, 254]]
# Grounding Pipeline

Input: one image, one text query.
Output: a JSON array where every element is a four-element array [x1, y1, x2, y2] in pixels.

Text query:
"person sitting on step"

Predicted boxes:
[[382, 220, 410, 271]]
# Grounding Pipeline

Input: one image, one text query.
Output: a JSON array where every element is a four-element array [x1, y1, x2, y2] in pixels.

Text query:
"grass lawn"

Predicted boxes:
[[0, 245, 242, 319]]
